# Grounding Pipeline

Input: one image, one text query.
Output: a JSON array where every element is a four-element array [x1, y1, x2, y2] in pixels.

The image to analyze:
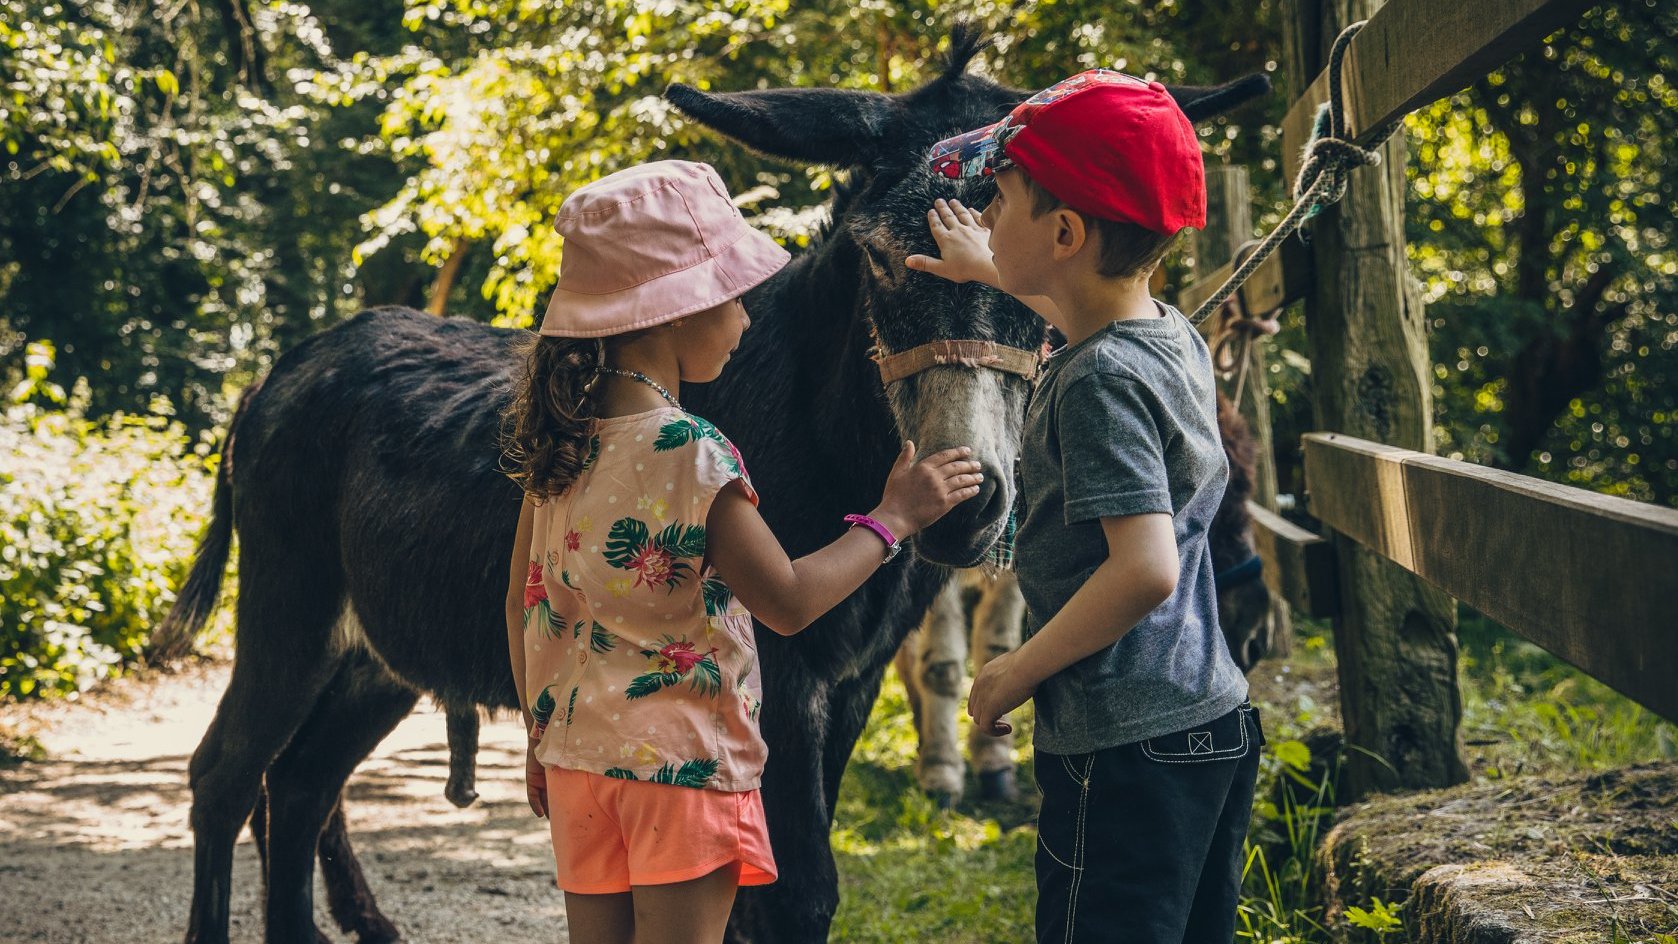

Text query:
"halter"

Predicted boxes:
[[1214, 553, 1264, 589], [869, 339, 1045, 385]]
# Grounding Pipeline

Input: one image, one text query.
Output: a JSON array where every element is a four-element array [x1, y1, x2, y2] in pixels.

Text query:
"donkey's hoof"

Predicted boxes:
[[924, 788, 958, 810], [353, 915, 402, 944], [444, 782, 478, 808], [978, 768, 1018, 802]]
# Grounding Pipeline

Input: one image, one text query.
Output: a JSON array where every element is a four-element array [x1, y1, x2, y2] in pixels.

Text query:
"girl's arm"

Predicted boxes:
[[504, 494, 538, 728], [505, 495, 547, 819], [705, 441, 983, 636]]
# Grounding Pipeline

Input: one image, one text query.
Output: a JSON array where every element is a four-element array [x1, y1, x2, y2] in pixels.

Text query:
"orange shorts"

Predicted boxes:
[[544, 766, 778, 895]]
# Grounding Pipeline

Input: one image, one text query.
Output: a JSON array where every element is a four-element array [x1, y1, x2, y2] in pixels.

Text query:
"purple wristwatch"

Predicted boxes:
[[844, 514, 903, 563]]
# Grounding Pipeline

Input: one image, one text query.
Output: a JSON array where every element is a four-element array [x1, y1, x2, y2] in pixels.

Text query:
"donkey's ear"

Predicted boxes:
[[666, 83, 899, 167], [1164, 73, 1272, 123]]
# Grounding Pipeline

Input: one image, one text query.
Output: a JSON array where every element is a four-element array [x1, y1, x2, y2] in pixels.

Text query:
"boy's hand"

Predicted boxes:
[[906, 198, 998, 286], [525, 741, 548, 818], [968, 649, 1035, 737]]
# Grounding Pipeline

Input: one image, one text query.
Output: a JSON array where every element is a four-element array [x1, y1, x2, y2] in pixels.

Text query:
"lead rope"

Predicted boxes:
[[1188, 19, 1401, 326]]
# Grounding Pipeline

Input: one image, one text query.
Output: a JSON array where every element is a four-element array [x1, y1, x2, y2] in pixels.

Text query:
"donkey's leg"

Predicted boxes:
[[967, 571, 1024, 802], [732, 676, 840, 944], [892, 630, 925, 735], [910, 577, 968, 805], [318, 796, 401, 944], [262, 650, 418, 944], [184, 562, 343, 944], [443, 704, 480, 808]]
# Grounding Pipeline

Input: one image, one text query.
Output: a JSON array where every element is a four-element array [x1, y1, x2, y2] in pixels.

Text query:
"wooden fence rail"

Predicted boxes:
[[1179, 0, 1597, 320], [1302, 433, 1678, 723]]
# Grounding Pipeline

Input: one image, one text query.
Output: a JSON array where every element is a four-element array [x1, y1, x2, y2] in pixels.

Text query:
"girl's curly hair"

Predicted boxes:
[[501, 333, 603, 500]]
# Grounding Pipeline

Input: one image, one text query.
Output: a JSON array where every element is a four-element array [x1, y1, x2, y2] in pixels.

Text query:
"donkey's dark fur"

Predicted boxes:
[[1212, 392, 1274, 670], [160, 27, 1268, 943]]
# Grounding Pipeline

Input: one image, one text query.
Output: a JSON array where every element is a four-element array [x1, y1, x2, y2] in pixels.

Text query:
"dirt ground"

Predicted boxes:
[[0, 660, 569, 944]]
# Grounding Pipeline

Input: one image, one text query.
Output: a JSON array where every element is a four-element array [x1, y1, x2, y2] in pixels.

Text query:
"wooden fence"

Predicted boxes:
[[1177, 0, 1678, 791]]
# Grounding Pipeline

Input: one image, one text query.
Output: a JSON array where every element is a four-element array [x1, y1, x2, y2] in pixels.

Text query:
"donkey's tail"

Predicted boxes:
[[147, 380, 260, 664]]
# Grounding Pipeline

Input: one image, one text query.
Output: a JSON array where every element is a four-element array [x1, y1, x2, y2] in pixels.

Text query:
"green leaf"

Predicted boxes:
[[531, 686, 556, 726], [688, 654, 723, 697], [564, 686, 577, 725], [702, 577, 733, 617], [649, 757, 720, 788], [652, 418, 701, 451], [625, 672, 681, 700], [580, 435, 601, 471], [589, 622, 615, 653], [154, 69, 178, 96], [603, 767, 638, 780], [654, 522, 707, 560], [603, 517, 650, 569], [1273, 739, 1312, 772]]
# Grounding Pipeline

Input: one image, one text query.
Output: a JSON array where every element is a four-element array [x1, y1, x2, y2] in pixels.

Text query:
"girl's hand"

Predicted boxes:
[[968, 649, 1034, 737], [905, 198, 998, 286], [525, 741, 548, 818], [872, 441, 984, 539]]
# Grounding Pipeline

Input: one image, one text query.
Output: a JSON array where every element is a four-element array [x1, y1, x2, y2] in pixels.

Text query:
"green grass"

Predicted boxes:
[[1457, 610, 1678, 777], [832, 668, 1038, 942], [830, 613, 1676, 943]]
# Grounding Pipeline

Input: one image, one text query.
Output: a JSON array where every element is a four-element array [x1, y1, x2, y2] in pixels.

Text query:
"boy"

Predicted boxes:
[[908, 71, 1264, 943]]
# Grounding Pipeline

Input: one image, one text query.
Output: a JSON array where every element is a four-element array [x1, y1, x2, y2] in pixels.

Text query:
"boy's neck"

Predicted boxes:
[[1047, 269, 1161, 346]]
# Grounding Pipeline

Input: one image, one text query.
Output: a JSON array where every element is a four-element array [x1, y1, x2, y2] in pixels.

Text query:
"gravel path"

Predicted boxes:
[[0, 660, 568, 943]]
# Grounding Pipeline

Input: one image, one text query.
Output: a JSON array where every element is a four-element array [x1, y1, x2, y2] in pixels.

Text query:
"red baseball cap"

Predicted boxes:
[[926, 70, 1206, 234]]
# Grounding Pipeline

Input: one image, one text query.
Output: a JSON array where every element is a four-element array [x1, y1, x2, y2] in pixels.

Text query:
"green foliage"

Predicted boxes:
[[0, 0, 418, 433], [1, 344, 222, 699], [1343, 898, 1403, 935], [321, 0, 1282, 326], [1404, 2, 1678, 503], [1458, 611, 1678, 777], [832, 666, 1037, 943]]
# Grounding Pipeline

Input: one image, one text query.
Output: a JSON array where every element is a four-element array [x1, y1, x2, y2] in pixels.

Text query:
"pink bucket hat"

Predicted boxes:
[[539, 160, 792, 338]]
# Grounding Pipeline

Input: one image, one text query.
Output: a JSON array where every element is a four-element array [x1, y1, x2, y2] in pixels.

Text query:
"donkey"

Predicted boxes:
[[896, 392, 1274, 805], [156, 29, 1268, 944]]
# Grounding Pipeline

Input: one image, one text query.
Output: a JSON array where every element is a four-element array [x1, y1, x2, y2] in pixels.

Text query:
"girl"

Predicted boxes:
[[500, 160, 984, 944]]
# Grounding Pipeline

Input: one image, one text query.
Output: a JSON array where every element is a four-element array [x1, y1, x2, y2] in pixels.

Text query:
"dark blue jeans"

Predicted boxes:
[[1034, 701, 1264, 944]]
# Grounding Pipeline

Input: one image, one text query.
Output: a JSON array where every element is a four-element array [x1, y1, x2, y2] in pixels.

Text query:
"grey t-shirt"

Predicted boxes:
[[1015, 302, 1248, 754]]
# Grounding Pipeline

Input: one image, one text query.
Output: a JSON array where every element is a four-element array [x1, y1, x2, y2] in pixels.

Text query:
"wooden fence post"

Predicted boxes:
[[1283, 0, 1467, 799], [1191, 165, 1292, 658]]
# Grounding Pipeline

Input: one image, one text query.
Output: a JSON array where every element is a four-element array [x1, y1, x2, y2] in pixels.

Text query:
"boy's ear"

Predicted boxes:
[[1051, 207, 1089, 261]]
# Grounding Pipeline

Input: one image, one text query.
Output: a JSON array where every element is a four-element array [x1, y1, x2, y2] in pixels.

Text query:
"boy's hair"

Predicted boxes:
[[1021, 172, 1181, 280]]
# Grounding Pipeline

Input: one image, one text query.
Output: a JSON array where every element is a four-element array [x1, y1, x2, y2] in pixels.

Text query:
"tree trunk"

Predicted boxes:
[[1283, 0, 1467, 800], [426, 238, 471, 316]]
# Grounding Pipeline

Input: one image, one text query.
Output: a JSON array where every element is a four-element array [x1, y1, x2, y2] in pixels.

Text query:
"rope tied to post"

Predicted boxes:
[[1189, 19, 1402, 325]]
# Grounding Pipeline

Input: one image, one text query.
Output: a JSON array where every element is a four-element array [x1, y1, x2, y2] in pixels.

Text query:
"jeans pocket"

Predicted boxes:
[[1136, 704, 1252, 764], [1033, 751, 1093, 873]]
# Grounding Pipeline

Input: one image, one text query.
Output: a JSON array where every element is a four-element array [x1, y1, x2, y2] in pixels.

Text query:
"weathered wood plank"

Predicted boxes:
[[1248, 501, 1339, 620], [1281, 0, 1594, 181], [1303, 433, 1678, 724], [1284, 0, 1465, 801]]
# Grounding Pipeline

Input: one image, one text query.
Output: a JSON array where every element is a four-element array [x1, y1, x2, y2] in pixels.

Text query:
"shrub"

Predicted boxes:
[[1, 341, 223, 699]]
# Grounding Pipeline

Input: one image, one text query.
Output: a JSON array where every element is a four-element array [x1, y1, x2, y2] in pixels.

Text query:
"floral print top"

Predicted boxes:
[[523, 406, 767, 791]]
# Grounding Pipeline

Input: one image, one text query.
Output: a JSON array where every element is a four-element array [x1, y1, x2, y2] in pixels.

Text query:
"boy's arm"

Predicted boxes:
[[906, 199, 1064, 323], [967, 513, 1176, 733], [967, 370, 1180, 734]]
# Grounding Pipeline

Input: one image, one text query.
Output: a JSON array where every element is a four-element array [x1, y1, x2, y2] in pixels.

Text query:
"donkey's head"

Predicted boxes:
[[668, 26, 1269, 566]]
